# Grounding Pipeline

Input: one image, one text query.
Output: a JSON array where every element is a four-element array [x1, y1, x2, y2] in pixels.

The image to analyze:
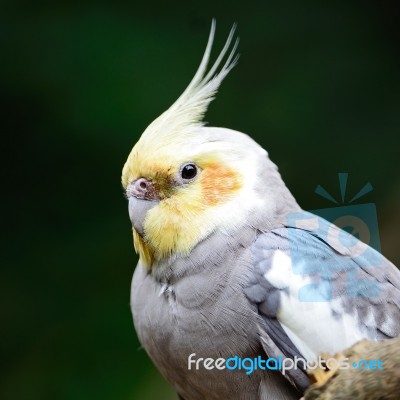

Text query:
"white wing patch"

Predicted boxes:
[[264, 250, 293, 289], [268, 250, 366, 360]]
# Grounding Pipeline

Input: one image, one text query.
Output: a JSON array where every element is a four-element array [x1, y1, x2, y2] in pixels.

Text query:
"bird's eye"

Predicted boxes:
[[181, 163, 198, 180]]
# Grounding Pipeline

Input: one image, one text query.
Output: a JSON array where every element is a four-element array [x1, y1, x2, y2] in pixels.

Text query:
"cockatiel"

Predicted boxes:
[[122, 21, 400, 400]]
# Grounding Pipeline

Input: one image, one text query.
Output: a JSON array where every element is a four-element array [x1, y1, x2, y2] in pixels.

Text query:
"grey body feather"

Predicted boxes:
[[132, 215, 400, 399], [131, 226, 301, 400]]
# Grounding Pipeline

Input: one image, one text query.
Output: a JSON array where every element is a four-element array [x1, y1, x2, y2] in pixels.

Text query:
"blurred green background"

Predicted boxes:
[[2, 1, 400, 399]]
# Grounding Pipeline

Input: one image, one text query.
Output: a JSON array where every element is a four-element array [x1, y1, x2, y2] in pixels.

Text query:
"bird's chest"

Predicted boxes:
[[131, 263, 259, 396]]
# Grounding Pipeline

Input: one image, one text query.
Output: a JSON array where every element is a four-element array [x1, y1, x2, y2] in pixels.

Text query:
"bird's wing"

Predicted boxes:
[[244, 211, 400, 391]]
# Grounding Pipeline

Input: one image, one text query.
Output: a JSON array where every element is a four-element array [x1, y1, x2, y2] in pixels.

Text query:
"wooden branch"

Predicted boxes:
[[303, 337, 400, 399]]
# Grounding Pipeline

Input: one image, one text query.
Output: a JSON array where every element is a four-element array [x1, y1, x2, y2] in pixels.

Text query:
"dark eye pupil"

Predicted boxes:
[[181, 164, 197, 180]]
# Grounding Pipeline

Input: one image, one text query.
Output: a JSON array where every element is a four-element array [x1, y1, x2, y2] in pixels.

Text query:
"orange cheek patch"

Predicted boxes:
[[200, 163, 242, 206]]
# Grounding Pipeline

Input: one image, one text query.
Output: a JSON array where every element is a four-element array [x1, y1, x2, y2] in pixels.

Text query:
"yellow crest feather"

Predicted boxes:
[[122, 20, 239, 188]]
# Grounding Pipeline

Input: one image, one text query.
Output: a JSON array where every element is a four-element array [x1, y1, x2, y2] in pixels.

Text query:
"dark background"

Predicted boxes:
[[2, 1, 400, 399]]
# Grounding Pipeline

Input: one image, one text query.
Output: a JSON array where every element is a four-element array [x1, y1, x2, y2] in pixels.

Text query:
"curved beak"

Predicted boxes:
[[129, 197, 158, 236]]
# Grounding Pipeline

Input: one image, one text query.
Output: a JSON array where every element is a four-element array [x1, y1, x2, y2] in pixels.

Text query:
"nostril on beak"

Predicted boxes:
[[128, 177, 160, 201], [126, 178, 160, 201], [134, 178, 148, 193]]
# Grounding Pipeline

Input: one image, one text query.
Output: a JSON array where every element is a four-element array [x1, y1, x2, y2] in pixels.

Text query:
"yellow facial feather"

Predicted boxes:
[[125, 151, 243, 267]]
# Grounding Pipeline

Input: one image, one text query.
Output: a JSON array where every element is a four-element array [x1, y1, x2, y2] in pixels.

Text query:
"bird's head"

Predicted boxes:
[[122, 21, 298, 268]]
